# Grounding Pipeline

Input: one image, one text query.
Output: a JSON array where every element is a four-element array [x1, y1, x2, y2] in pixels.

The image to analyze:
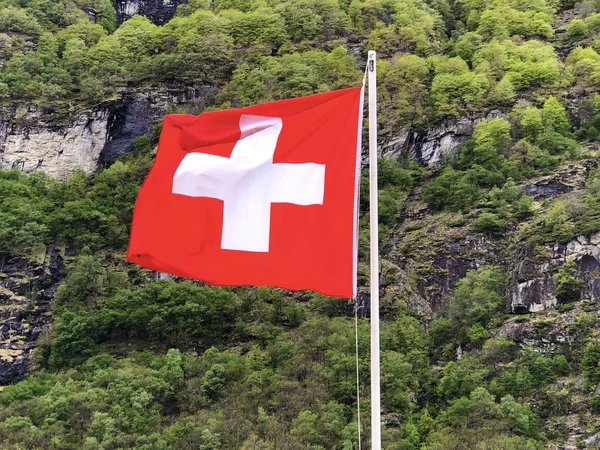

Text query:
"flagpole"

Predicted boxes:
[[367, 50, 381, 450]]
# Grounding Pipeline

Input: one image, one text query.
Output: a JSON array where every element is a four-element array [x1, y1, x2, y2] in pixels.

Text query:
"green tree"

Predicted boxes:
[[201, 364, 226, 400], [582, 342, 600, 387], [423, 168, 482, 212], [542, 97, 571, 135], [474, 212, 505, 234], [438, 357, 489, 401], [493, 76, 515, 105], [48, 311, 99, 368], [554, 260, 583, 302], [567, 19, 586, 39], [481, 337, 519, 370], [448, 266, 506, 330], [521, 106, 543, 142]]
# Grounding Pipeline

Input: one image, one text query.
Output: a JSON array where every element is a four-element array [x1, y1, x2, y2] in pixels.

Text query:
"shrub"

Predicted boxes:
[[493, 76, 515, 105], [582, 342, 600, 387], [556, 303, 575, 313], [567, 19, 587, 39], [448, 266, 506, 334], [429, 71, 490, 118], [378, 191, 398, 227], [542, 97, 572, 135], [48, 311, 100, 368], [475, 212, 505, 234], [423, 167, 482, 212], [554, 260, 583, 303], [586, 13, 600, 32], [521, 106, 543, 142], [378, 157, 414, 189], [591, 395, 600, 413], [576, 312, 597, 334], [481, 337, 519, 369]]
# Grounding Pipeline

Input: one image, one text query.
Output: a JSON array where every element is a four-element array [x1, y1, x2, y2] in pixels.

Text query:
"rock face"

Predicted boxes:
[[1, 77, 507, 178], [0, 110, 110, 180], [0, 247, 66, 384], [381, 191, 509, 319], [379, 111, 506, 167], [100, 85, 213, 164], [521, 159, 598, 200], [0, 85, 216, 179], [507, 233, 600, 313], [115, 0, 189, 25]]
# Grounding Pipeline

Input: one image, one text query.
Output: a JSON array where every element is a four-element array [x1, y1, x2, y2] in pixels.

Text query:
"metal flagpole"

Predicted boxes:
[[367, 50, 381, 450]]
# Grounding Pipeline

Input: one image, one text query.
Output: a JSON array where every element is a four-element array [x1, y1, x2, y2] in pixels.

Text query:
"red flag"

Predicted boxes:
[[127, 86, 364, 298]]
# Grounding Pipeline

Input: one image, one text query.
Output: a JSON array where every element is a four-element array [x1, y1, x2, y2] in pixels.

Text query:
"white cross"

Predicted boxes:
[[172, 114, 326, 252]]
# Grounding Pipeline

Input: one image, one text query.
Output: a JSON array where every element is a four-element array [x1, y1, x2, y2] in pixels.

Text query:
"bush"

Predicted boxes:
[[378, 157, 414, 189], [427, 388, 543, 448], [556, 303, 574, 313], [586, 13, 600, 32], [567, 19, 587, 39], [475, 212, 505, 234], [481, 337, 519, 369], [521, 106, 544, 142], [423, 167, 482, 212], [475, 40, 559, 91], [487, 179, 534, 219], [554, 260, 583, 303], [103, 281, 237, 346], [449, 266, 506, 329], [429, 71, 489, 118], [582, 342, 600, 387], [48, 311, 100, 368], [591, 396, 600, 413], [542, 97, 572, 135], [493, 77, 515, 105]]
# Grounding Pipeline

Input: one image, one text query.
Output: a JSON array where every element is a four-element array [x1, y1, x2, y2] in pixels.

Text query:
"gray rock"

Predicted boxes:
[[100, 85, 215, 165], [0, 110, 109, 180], [521, 160, 598, 200], [0, 247, 67, 384], [115, 0, 189, 26], [585, 433, 600, 447], [379, 111, 506, 168], [507, 233, 600, 313], [0, 85, 216, 179]]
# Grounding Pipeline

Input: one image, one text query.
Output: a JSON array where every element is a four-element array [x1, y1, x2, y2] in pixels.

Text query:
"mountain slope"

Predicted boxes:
[[1, 0, 600, 449]]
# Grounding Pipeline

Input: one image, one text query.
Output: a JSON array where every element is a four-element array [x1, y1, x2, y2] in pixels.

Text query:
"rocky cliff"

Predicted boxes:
[[0, 85, 216, 179], [115, 0, 189, 25], [0, 248, 66, 384], [379, 111, 508, 168], [372, 158, 600, 321], [507, 234, 600, 314], [508, 159, 600, 314], [3, 101, 490, 180]]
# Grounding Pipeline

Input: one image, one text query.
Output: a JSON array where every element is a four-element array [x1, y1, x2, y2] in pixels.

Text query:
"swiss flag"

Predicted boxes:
[[127, 86, 364, 298]]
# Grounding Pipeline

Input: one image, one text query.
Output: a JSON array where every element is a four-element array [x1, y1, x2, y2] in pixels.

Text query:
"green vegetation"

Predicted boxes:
[[0, 213, 562, 449], [554, 260, 583, 303], [1, 148, 573, 448], [0, 150, 153, 254], [523, 167, 600, 244], [423, 117, 538, 217], [3, 0, 600, 448], [0, 0, 577, 134]]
